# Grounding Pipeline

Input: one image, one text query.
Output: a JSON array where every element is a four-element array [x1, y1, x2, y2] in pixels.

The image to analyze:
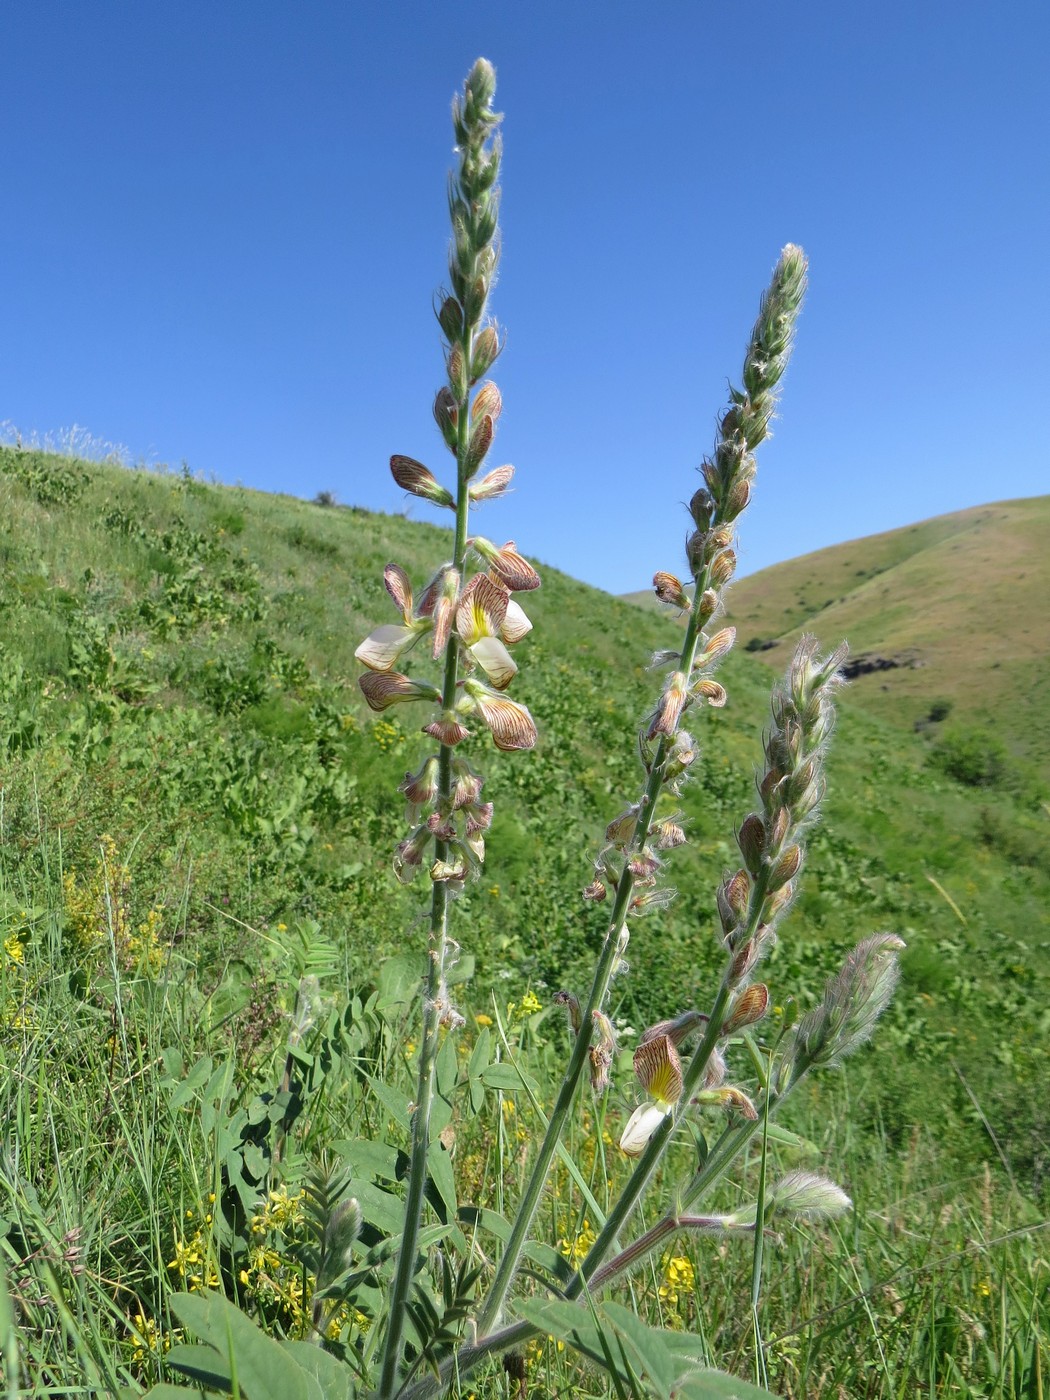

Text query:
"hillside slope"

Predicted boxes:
[[2, 446, 1048, 1188], [628, 497, 1050, 781]]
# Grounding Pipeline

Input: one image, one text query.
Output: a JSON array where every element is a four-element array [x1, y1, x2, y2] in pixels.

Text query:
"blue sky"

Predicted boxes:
[[3, 2, 1047, 593]]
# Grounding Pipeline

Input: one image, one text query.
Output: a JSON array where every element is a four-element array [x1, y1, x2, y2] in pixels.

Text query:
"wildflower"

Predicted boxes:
[[463, 681, 537, 751], [659, 1254, 696, 1308], [559, 1219, 596, 1267], [4, 934, 24, 964], [359, 671, 440, 712], [469, 537, 541, 592], [355, 622, 428, 673], [456, 573, 517, 689], [620, 1032, 682, 1156]]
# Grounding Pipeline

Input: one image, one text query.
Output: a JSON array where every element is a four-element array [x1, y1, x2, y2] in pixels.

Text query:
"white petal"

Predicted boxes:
[[618, 1102, 669, 1157], [470, 636, 518, 690], [501, 599, 533, 644], [355, 624, 417, 672]]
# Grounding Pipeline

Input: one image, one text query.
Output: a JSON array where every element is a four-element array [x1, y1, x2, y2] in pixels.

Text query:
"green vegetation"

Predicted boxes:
[[2, 441, 1047, 1394]]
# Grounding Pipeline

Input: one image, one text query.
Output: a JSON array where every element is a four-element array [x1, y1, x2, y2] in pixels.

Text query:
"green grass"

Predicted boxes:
[[1, 445, 1047, 1395]]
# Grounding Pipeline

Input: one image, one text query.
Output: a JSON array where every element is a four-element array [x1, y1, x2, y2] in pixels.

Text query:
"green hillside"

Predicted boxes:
[[2, 444, 1047, 1392], [631, 498, 1050, 783]]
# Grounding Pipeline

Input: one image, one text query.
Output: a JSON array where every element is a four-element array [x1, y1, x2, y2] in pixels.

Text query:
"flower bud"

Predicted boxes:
[[359, 671, 440, 712], [390, 455, 455, 509], [688, 488, 715, 530], [438, 296, 463, 342], [471, 326, 501, 380], [695, 627, 736, 668], [471, 379, 502, 424], [447, 343, 468, 398], [433, 387, 459, 452], [696, 589, 718, 625], [653, 571, 690, 609], [768, 844, 803, 890], [648, 671, 689, 738], [721, 983, 770, 1035], [583, 878, 607, 903], [736, 814, 766, 875], [691, 678, 727, 708], [469, 464, 515, 502], [709, 549, 736, 589], [725, 477, 752, 518], [470, 538, 541, 592], [465, 413, 494, 478]]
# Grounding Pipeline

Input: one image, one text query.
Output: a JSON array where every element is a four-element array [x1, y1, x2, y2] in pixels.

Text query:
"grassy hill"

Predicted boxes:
[[629, 497, 1050, 785], [1, 445, 1047, 1392]]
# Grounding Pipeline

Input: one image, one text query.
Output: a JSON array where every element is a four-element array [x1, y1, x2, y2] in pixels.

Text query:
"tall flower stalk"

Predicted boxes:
[[356, 60, 540, 1396], [354, 60, 903, 1400], [475, 243, 809, 1337]]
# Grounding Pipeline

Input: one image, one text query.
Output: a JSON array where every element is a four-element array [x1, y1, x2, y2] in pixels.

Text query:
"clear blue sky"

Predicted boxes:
[[3, 2, 1047, 593]]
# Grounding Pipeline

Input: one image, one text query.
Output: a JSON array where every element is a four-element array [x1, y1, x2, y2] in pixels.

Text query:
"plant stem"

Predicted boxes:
[[377, 328, 474, 1399], [474, 569, 713, 1336]]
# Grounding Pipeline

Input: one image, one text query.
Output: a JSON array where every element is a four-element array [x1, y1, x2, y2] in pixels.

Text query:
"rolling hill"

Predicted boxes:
[[627, 497, 1050, 784]]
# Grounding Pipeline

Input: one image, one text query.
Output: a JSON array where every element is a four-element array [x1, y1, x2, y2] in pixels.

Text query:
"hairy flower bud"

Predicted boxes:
[[695, 627, 736, 668], [653, 571, 690, 609], [471, 326, 501, 380], [447, 343, 469, 398], [721, 983, 770, 1035], [688, 488, 715, 531], [462, 416, 492, 481], [470, 537, 541, 592], [390, 455, 455, 509], [433, 386, 459, 451], [648, 671, 689, 738], [737, 813, 766, 875], [469, 464, 515, 502], [696, 588, 718, 625], [768, 843, 803, 890], [709, 549, 736, 588], [359, 671, 440, 712], [437, 296, 464, 342]]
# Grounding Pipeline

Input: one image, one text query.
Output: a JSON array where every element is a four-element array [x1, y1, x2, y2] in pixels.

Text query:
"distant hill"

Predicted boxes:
[[627, 498, 1050, 782]]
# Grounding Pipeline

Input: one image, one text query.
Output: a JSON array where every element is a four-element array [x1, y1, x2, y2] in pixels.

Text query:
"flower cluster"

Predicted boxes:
[[355, 59, 538, 897]]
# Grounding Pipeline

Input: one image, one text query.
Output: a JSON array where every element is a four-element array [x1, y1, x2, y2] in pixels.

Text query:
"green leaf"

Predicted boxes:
[[281, 1341, 357, 1397], [167, 1291, 320, 1400], [426, 1138, 457, 1221], [517, 1299, 778, 1400], [479, 1062, 533, 1092]]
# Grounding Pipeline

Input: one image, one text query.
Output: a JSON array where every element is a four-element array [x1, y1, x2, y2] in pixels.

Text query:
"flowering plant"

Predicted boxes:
[[151, 57, 902, 1400]]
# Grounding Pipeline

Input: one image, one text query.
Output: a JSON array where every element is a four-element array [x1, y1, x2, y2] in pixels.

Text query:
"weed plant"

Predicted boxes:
[[0, 57, 1046, 1400]]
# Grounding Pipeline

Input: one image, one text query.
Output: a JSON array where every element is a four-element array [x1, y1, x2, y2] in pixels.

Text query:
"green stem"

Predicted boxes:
[[377, 330, 475, 1399], [475, 567, 713, 1336]]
